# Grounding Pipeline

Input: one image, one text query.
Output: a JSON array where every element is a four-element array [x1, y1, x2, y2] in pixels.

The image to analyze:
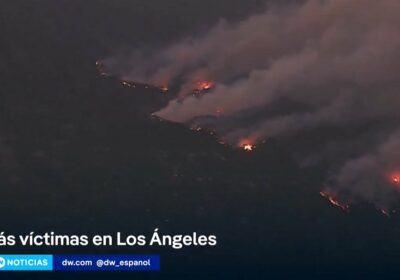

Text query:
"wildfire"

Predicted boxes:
[[196, 81, 214, 91], [320, 191, 349, 210], [391, 173, 400, 185], [238, 138, 256, 152], [160, 85, 169, 92], [243, 144, 254, 152]]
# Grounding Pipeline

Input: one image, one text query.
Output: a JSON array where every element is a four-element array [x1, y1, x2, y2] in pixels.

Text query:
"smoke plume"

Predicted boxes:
[[104, 0, 400, 208]]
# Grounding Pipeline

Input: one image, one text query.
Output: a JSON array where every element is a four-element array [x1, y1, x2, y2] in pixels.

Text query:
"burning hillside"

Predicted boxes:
[[243, 144, 253, 152], [99, 0, 400, 212], [319, 191, 349, 211], [96, 60, 216, 96], [195, 81, 214, 92], [391, 173, 400, 186]]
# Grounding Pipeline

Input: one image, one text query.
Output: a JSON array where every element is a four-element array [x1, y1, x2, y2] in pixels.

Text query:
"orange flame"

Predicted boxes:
[[238, 138, 256, 152], [320, 191, 349, 210], [160, 85, 169, 92], [243, 144, 254, 151], [196, 81, 214, 91], [391, 173, 400, 185]]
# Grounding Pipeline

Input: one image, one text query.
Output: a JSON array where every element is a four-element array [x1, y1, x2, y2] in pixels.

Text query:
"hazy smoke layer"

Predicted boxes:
[[105, 0, 400, 208]]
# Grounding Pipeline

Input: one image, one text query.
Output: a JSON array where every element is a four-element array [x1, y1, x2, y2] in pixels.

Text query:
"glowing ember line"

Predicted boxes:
[[320, 192, 349, 210], [195, 81, 214, 91], [160, 85, 169, 92]]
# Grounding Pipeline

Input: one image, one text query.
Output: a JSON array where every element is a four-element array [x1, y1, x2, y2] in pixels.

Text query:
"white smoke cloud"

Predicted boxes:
[[325, 130, 400, 209], [104, 0, 400, 208]]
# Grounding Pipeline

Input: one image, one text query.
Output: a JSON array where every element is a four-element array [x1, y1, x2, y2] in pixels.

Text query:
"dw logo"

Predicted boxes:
[[0, 257, 6, 268]]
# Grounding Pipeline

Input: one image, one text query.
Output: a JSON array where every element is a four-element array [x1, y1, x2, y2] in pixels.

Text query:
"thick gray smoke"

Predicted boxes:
[[104, 0, 400, 208]]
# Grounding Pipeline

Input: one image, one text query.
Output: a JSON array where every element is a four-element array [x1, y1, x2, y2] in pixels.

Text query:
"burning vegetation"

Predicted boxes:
[[94, 61, 400, 216], [243, 144, 254, 152], [160, 85, 169, 92], [192, 81, 215, 98], [96, 61, 171, 93], [95, 60, 215, 96], [238, 139, 255, 152], [391, 173, 400, 186], [195, 81, 214, 91], [320, 174, 400, 215], [320, 191, 349, 211]]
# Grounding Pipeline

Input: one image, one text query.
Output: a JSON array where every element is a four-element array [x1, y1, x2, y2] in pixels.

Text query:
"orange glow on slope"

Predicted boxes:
[[391, 173, 400, 186], [243, 144, 254, 151], [195, 81, 214, 91], [159, 85, 169, 92], [238, 138, 256, 152], [320, 191, 349, 210]]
